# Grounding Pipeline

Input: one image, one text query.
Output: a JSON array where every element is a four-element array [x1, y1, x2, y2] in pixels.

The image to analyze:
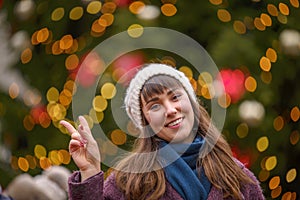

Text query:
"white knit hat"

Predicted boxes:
[[124, 63, 197, 130]]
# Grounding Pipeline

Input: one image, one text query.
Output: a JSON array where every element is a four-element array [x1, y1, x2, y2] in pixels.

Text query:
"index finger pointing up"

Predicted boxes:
[[60, 120, 77, 134]]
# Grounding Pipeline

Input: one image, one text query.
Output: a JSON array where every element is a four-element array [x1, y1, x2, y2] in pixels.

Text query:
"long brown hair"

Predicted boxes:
[[115, 75, 255, 199]]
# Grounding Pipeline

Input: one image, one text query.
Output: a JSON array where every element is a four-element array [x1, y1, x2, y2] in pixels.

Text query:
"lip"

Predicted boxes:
[[165, 117, 184, 127]]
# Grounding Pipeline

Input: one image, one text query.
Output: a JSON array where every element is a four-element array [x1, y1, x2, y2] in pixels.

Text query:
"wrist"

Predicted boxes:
[[80, 166, 101, 181]]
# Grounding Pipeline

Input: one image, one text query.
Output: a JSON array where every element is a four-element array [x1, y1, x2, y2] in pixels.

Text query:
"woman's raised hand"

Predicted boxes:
[[60, 116, 101, 181]]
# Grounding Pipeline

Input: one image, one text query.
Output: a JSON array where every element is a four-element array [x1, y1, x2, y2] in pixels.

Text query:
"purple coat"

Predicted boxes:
[[68, 161, 265, 200]]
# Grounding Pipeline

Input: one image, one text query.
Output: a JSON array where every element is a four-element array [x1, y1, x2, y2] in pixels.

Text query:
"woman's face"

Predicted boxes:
[[141, 86, 195, 143]]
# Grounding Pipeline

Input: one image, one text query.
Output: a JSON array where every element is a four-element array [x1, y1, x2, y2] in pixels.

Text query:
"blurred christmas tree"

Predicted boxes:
[[0, 0, 299, 199]]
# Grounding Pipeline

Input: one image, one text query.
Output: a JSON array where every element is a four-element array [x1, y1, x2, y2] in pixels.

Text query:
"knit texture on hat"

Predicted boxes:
[[124, 63, 197, 130]]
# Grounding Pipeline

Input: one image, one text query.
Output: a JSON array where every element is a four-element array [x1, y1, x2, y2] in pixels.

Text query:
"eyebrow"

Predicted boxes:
[[144, 88, 179, 105]]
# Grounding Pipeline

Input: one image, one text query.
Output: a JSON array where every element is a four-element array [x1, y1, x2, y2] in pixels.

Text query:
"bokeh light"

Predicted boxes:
[[256, 136, 269, 152], [101, 83, 117, 99], [87, 1, 102, 14], [217, 9, 231, 22], [69, 6, 84, 20], [51, 7, 64, 21], [265, 156, 277, 171], [161, 3, 177, 17], [127, 24, 144, 38], [93, 95, 108, 112]]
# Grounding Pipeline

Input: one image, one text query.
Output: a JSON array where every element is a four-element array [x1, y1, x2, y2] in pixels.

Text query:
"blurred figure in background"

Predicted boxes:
[[3, 165, 70, 200]]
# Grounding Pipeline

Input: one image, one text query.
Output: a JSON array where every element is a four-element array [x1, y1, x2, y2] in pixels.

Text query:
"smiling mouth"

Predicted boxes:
[[165, 117, 183, 127]]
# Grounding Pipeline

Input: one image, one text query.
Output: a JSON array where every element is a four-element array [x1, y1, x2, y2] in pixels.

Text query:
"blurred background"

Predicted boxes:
[[0, 0, 299, 199]]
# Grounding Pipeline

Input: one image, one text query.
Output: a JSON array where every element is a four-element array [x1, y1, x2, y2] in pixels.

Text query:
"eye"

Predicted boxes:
[[150, 104, 161, 111], [172, 93, 182, 101]]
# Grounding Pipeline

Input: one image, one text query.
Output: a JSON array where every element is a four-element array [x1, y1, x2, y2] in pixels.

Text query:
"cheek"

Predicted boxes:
[[145, 111, 166, 130]]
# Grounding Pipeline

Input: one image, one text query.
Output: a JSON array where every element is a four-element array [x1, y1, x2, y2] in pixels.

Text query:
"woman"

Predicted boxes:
[[60, 63, 265, 200]]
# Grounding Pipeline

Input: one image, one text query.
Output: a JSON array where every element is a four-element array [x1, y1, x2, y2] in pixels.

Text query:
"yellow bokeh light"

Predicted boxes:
[[65, 54, 79, 70], [39, 157, 51, 170], [64, 80, 76, 94], [269, 176, 280, 190], [161, 3, 177, 17], [101, 82, 117, 99], [267, 4, 278, 16], [49, 150, 62, 165], [218, 93, 231, 108], [69, 6, 84, 20], [60, 34, 73, 50], [277, 14, 288, 24], [52, 40, 64, 55], [34, 144, 47, 159], [286, 168, 297, 183], [99, 13, 114, 27], [127, 24, 144, 38], [111, 129, 127, 145], [18, 157, 29, 172], [92, 19, 106, 34], [244, 76, 257, 92], [129, 1, 145, 14], [9, 83, 19, 99], [290, 130, 299, 145], [209, 0, 222, 5], [190, 78, 197, 92], [254, 17, 266, 31], [31, 31, 39, 45], [236, 123, 248, 138], [39, 112, 51, 128], [260, 71, 272, 84], [51, 7, 65, 21], [217, 9, 231, 22], [59, 89, 72, 106], [179, 66, 193, 78], [59, 149, 71, 164], [265, 156, 277, 171], [26, 155, 37, 169], [233, 20, 246, 34], [47, 102, 67, 121], [271, 186, 282, 198], [201, 84, 215, 99], [259, 56, 271, 72], [266, 48, 277, 63], [89, 108, 104, 124], [101, 2, 117, 13], [37, 28, 49, 43], [23, 115, 35, 131], [65, 38, 78, 54], [290, 0, 299, 8], [290, 106, 299, 122], [21, 48, 32, 64], [257, 136, 269, 152], [273, 116, 284, 131], [279, 3, 289, 15], [46, 87, 59, 102], [258, 169, 270, 182], [260, 13, 272, 26], [161, 56, 176, 67], [285, 191, 296, 200], [87, 1, 102, 14], [198, 72, 213, 85], [93, 95, 108, 112]]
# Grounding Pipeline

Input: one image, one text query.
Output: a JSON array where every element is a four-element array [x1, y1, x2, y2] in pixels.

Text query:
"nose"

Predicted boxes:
[[164, 101, 177, 117]]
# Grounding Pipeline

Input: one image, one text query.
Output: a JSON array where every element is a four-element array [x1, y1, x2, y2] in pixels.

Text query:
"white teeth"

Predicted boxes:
[[167, 118, 182, 127]]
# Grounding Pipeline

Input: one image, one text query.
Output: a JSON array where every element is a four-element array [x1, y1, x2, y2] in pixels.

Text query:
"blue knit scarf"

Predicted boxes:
[[158, 136, 211, 200]]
